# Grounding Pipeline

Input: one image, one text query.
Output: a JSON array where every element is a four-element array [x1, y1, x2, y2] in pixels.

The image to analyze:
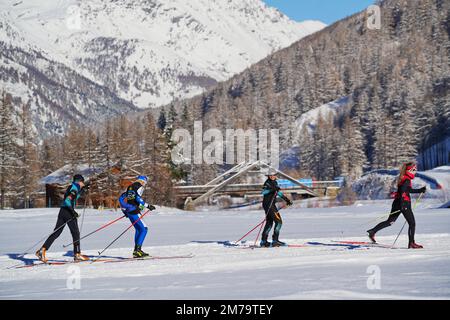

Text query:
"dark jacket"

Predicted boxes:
[[261, 178, 288, 208]]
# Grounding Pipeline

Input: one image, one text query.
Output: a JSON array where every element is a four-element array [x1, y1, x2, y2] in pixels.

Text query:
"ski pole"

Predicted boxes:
[[359, 209, 402, 227], [6, 218, 76, 270], [234, 218, 266, 244], [253, 190, 279, 245], [63, 215, 126, 248], [392, 192, 425, 247], [79, 189, 89, 235], [253, 191, 286, 247], [254, 204, 290, 246], [392, 220, 407, 248], [91, 209, 151, 263], [234, 190, 278, 244], [253, 219, 265, 246], [18, 216, 77, 258]]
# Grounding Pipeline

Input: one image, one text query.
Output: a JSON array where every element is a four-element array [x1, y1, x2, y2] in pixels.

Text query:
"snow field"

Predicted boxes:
[[0, 200, 449, 299]]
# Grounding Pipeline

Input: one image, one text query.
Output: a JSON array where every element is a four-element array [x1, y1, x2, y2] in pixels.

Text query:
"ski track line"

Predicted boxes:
[[3, 250, 447, 283]]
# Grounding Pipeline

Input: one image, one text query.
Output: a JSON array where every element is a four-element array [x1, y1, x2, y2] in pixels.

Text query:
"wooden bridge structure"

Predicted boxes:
[[174, 161, 342, 210]]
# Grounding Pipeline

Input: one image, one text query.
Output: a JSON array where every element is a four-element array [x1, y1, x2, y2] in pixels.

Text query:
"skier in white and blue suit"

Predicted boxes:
[[119, 175, 156, 258]]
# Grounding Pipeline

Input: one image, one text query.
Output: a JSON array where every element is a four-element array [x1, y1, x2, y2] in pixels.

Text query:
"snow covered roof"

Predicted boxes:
[[39, 164, 104, 185]]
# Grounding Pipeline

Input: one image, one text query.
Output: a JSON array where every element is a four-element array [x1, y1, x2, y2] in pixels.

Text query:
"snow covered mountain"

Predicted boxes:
[[280, 96, 352, 170], [0, 0, 326, 138], [0, 34, 138, 136], [293, 96, 351, 138]]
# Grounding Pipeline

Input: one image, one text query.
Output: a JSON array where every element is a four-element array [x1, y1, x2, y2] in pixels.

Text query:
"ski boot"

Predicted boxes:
[[408, 242, 423, 249], [35, 247, 48, 263], [259, 240, 271, 248], [74, 253, 90, 261], [271, 240, 287, 247], [133, 245, 150, 258], [367, 230, 376, 243]]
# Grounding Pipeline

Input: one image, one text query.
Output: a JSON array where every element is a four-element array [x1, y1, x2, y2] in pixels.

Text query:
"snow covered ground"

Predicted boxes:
[[1, 199, 449, 300]]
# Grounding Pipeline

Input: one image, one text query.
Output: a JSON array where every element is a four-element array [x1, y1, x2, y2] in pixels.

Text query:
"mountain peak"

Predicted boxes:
[[1, 0, 326, 109]]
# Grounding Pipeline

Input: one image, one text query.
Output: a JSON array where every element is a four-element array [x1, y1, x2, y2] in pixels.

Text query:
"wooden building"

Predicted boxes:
[[40, 164, 136, 209]]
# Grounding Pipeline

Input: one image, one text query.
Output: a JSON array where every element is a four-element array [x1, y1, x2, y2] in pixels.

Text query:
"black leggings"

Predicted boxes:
[[43, 207, 81, 254], [262, 204, 283, 242], [370, 199, 416, 244]]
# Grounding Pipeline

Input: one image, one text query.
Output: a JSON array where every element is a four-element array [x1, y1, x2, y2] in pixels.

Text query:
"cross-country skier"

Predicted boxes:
[[260, 170, 293, 247], [36, 174, 90, 262], [367, 162, 426, 248], [119, 175, 155, 258]]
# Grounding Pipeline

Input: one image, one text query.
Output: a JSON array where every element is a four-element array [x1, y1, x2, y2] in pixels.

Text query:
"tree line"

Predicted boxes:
[[0, 91, 180, 209]]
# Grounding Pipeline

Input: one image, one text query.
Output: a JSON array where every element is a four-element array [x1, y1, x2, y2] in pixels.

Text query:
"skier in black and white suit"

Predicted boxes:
[[260, 170, 292, 247]]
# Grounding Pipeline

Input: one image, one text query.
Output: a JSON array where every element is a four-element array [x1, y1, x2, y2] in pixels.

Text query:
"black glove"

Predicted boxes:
[[147, 204, 156, 211], [419, 186, 426, 193], [71, 209, 79, 219], [286, 198, 293, 206]]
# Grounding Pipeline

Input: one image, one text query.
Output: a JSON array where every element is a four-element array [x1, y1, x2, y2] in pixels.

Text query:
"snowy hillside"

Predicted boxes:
[[0, 40, 138, 136], [0, 0, 326, 115], [1, 201, 450, 299], [280, 96, 351, 169], [294, 96, 351, 137]]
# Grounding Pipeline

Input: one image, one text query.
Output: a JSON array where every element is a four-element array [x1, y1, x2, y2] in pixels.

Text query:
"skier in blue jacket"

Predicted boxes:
[[119, 175, 155, 258], [36, 174, 90, 262]]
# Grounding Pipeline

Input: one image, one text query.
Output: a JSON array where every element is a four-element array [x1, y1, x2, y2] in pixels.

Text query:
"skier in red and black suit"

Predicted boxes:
[[367, 162, 426, 249]]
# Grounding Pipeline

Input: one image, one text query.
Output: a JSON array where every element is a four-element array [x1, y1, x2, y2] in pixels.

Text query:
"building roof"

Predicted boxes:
[[39, 164, 104, 185]]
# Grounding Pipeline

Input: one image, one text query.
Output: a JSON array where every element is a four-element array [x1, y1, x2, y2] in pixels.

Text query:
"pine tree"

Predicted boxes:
[[83, 128, 101, 169], [298, 125, 314, 177], [141, 113, 175, 205], [16, 102, 40, 208], [180, 103, 192, 131], [40, 139, 55, 176], [393, 107, 418, 165], [365, 88, 383, 166], [157, 108, 167, 130], [0, 92, 17, 209], [167, 104, 177, 127], [339, 116, 367, 180], [97, 119, 118, 205], [63, 122, 85, 174], [373, 112, 396, 168], [305, 114, 338, 180], [273, 61, 286, 93], [161, 104, 187, 181]]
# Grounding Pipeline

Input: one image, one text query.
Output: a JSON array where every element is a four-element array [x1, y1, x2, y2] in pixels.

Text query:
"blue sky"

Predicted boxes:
[[263, 0, 377, 25]]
